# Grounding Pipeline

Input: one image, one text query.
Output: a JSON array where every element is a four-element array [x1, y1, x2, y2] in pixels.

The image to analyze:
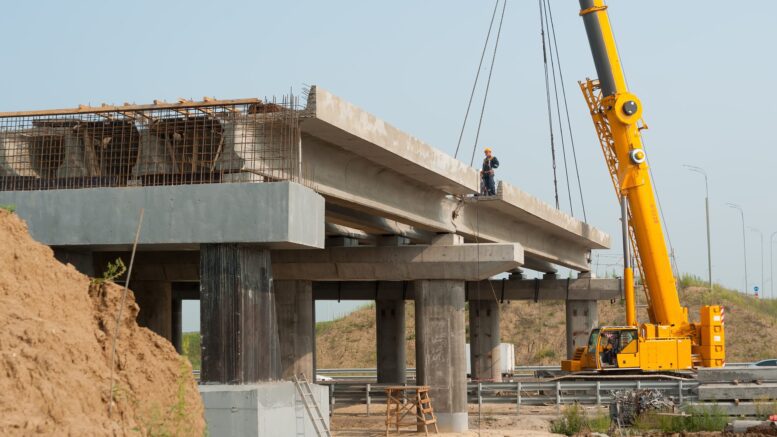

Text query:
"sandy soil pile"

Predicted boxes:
[[0, 209, 205, 436]]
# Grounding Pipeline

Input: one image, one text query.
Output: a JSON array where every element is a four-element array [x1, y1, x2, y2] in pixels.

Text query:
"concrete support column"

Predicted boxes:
[[132, 280, 173, 342], [376, 297, 406, 384], [565, 300, 598, 359], [469, 299, 502, 382], [415, 279, 467, 433], [275, 280, 315, 382], [172, 297, 182, 353], [53, 249, 95, 277], [200, 244, 281, 383]]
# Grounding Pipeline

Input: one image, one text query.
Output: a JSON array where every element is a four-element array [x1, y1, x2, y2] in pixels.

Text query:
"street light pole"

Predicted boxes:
[[749, 227, 763, 298], [684, 165, 712, 292], [727, 203, 748, 294], [771, 232, 777, 299]]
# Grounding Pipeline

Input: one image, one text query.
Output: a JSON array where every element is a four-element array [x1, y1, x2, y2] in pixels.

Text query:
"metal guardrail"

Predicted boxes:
[[324, 379, 698, 412], [315, 366, 562, 380]]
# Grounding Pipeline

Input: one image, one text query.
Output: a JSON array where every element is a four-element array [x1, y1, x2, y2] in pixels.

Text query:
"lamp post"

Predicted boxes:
[[684, 165, 712, 292], [726, 203, 748, 294], [771, 232, 777, 299], [749, 227, 763, 298]]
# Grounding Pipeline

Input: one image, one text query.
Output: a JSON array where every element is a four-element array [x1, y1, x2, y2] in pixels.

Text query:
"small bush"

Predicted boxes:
[[633, 405, 727, 433], [551, 404, 587, 436], [551, 404, 610, 436], [534, 348, 556, 361]]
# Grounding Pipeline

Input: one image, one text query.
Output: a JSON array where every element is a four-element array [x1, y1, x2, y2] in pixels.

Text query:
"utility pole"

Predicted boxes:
[[684, 165, 712, 292], [771, 232, 777, 299], [727, 203, 748, 294], [749, 227, 763, 298]]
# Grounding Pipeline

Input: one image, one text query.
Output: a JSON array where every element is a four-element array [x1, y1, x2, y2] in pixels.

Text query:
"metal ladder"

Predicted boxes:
[[293, 373, 331, 437]]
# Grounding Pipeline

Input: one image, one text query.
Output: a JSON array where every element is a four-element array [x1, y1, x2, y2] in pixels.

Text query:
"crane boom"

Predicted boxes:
[[562, 0, 725, 373], [579, 0, 687, 328]]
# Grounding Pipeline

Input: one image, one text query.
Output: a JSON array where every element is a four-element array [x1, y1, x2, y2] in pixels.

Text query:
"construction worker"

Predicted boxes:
[[480, 147, 500, 196]]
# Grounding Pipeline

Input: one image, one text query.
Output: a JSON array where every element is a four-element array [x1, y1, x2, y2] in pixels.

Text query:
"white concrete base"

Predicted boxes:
[[436, 412, 468, 432], [199, 382, 330, 437]]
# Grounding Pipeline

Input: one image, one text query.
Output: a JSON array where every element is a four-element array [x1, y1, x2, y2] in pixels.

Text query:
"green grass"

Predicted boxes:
[[0, 204, 15, 213], [679, 273, 777, 320], [550, 404, 610, 435], [181, 332, 201, 371], [633, 405, 728, 433]]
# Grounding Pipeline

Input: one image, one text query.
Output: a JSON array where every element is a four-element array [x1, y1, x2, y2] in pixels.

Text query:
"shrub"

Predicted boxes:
[[550, 404, 611, 436]]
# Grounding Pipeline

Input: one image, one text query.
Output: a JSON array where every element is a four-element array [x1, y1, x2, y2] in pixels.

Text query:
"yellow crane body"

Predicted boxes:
[[561, 0, 725, 373]]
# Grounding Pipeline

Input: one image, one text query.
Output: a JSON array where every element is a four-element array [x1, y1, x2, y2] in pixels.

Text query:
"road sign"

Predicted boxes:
[[755, 286, 760, 292]]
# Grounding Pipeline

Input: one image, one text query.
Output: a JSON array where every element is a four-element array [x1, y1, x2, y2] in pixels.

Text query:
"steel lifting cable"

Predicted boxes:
[[544, 0, 588, 222], [538, 0, 560, 210], [541, 0, 574, 216], [469, 0, 508, 167], [454, 0, 500, 160]]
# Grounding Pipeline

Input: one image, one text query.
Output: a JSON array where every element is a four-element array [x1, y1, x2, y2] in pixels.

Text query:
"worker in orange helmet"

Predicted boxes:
[[480, 147, 500, 196]]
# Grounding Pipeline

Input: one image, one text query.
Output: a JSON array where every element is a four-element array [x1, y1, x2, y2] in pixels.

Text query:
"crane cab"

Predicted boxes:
[[562, 325, 697, 372]]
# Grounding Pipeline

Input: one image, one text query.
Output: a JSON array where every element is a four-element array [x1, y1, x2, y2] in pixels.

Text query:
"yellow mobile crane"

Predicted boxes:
[[561, 0, 725, 373]]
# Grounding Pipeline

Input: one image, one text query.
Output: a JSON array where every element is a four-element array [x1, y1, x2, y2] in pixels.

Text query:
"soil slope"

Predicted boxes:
[[316, 281, 777, 369], [0, 209, 205, 436]]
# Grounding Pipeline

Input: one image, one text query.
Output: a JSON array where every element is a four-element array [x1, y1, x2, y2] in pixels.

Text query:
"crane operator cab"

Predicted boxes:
[[591, 328, 639, 369]]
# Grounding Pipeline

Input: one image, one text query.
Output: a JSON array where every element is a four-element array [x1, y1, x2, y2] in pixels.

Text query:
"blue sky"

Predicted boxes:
[[4, 1, 776, 329]]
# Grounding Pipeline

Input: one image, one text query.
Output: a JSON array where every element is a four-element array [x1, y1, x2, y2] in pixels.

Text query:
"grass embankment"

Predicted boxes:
[[179, 275, 777, 370]]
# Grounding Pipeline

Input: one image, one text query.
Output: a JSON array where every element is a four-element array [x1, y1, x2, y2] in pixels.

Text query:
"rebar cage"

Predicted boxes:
[[0, 95, 302, 191]]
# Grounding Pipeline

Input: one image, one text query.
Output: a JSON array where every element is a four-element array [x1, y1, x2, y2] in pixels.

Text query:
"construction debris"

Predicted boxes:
[[609, 389, 676, 427]]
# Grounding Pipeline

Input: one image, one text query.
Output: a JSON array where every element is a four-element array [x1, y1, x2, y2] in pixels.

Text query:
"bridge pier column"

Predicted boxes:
[[275, 280, 315, 382], [376, 297, 406, 384], [132, 280, 173, 342], [200, 244, 281, 383], [565, 300, 598, 359], [415, 279, 467, 433], [469, 298, 502, 382]]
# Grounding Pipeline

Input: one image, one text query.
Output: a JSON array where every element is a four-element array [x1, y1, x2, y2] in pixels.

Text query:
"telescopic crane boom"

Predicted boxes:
[[562, 0, 725, 372]]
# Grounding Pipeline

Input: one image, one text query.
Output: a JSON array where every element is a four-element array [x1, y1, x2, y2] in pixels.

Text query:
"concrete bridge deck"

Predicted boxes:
[[0, 87, 612, 434]]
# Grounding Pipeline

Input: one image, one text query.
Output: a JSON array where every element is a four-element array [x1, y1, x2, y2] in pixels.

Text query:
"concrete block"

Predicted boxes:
[[200, 382, 329, 437], [0, 181, 325, 249]]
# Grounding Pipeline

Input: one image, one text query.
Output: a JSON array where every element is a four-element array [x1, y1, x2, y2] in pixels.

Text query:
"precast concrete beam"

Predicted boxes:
[[301, 86, 610, 271], [312, 278, 622, 301], [272, 243, 523, 281]]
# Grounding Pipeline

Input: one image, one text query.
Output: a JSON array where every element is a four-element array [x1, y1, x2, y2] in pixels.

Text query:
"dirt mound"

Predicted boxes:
[[0, 209, 205, 436]]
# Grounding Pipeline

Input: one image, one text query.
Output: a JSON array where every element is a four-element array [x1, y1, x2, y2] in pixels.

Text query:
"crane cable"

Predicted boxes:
[[454, 0, 500, 160], [538, 0, 561, 210], [469, 0, 508, 167], [543, 0, 588, 222], [540, 0, 575, 216]]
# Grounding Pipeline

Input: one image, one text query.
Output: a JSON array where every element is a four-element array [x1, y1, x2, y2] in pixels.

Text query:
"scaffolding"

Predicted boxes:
[[0, 96, 302, 191]]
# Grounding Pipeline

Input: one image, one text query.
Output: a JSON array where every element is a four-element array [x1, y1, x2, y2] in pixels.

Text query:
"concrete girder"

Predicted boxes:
[[300, 86, 610, 271], [272, 243, 523, 281], [311, 278, 622, 301]]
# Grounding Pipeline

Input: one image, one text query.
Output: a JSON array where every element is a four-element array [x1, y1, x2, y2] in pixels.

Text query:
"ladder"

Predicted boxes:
[[293, 373, 331, 437]]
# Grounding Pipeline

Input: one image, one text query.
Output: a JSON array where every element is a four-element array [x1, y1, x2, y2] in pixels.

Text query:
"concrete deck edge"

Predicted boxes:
[[0, 182, 325, 249]]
